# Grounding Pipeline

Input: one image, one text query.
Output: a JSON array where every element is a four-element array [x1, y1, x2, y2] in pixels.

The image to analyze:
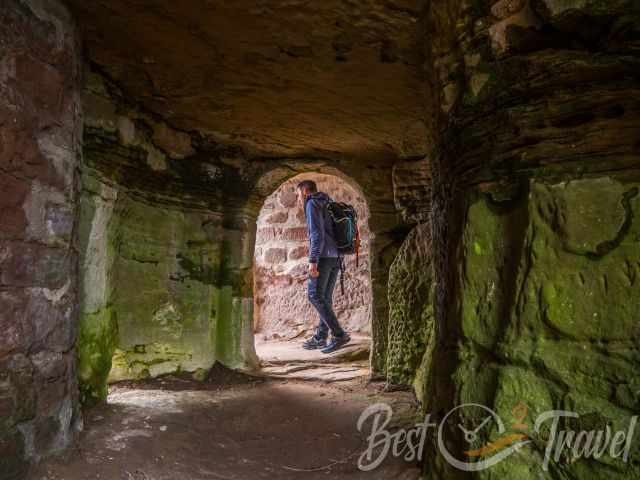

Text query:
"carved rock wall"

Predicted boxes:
[[77, 69, 260, 405], [418, 1, 640, 478]]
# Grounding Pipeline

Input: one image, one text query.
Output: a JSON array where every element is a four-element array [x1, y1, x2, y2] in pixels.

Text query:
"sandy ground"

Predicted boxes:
[[31, 365, 423, 480]]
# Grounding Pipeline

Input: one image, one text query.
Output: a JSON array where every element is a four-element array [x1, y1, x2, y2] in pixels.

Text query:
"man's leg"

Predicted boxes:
[[303, 259, 333, 348], [307, 258, 333, 338], [318, 257, 350, 354], [321, 257, 345, 337]]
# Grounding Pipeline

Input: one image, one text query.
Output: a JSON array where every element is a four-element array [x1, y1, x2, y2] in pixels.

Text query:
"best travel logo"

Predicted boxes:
[[356, 402, 638, 472]]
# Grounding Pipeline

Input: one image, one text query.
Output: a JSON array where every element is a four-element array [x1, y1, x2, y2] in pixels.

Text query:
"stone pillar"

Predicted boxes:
[[0, 0, 82, 476], [215, 211, 260, 370]]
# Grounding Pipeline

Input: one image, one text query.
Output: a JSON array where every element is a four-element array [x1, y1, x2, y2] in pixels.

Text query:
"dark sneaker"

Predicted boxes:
[[320, 333, 351, 354], [302, 336, 327, 350]]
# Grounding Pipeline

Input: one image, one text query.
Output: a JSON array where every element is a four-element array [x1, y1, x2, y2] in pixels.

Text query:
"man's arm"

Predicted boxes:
[[306, 199, 325, 264]]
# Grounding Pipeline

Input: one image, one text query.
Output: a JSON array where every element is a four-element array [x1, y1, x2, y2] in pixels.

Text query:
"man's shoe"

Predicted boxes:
[[302, 336, 327, 350], [320, 333, 351, 354]]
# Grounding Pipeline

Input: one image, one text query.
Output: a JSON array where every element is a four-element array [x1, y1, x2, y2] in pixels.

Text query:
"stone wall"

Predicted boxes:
[[254, 173, 372, 341], [76, 63, 405, 398], [76, 69, 259, 404], [0, 0, 82, 476], [386, 222, 433, 397], [411, 1, 640, 478], [453, 176, 640, 478]]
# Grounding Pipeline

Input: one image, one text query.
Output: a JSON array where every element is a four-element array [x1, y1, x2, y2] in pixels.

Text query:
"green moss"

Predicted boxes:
[[77, 177, 119, 406], [460, 194, 527, 349], [214, 286, 237, 366], [109, 343, 196, 381], [192, 368, 208, 382], [77, 306, 118, 406], [453, 177, 640, 478], [108, 198, 224, 379], [386, 224, 434, 387]]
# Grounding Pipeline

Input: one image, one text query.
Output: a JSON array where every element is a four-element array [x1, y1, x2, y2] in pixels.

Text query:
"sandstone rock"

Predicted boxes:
[[400, 120, 430, 159], [65, 0, 424, 155], [453, 178, 640, 477], [257, 227, 281, 243], [263, 247, 287, 264], [288, 245, 309, 261], [0, 2, 81, 467], [0, 292, 31, 357], [0, 243, 71, 289], [532, 0, 631, 20], [192, 368, 208, 382], [265, 211, 288, 224], [151, 122, 195, 159], [279, 190, 297, 208], [0, 174, 29, 239], [3, 354, 37, 420], [489, 1, 543, 53], [392, 159, 431, 223], [386, 223, 433, 391], [281, 227, 308, 242], [491, 0, 527, 20], [0, 430, 29, 479]]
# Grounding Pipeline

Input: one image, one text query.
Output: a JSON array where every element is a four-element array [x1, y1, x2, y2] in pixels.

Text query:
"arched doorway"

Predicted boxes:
[[253, 173, 373, 367]]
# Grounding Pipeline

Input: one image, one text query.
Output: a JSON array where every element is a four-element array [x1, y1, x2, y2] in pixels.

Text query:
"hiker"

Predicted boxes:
[[296, 180, 351, 353]]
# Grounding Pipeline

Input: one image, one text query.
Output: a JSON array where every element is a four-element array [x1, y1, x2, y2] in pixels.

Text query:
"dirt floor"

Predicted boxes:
[[31, 362, 423, 480]]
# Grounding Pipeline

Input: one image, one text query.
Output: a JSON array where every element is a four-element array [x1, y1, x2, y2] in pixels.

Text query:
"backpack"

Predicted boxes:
[[326, 201, 361, 294]]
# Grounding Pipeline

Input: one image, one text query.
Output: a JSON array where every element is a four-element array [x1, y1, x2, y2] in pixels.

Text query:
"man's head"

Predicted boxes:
[[296, 180, 317, 208]]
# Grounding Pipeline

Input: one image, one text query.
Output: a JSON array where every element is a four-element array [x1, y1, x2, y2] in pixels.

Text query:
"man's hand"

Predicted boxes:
[[309, 263, 319, 278]]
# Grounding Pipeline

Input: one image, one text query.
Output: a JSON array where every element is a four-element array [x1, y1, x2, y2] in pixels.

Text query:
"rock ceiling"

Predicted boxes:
[[66, 0, 426, 157]]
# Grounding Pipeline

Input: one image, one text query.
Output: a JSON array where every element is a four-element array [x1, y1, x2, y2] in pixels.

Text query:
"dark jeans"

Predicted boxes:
[[308, 257, 345, 339]]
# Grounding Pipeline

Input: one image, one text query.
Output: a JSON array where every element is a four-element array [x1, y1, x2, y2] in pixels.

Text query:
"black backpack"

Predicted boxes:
[[326, 201, 361, 294]]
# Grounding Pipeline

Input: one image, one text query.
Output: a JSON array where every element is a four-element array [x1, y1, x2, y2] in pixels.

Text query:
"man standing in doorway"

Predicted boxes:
[[296, 180, 351, 353]]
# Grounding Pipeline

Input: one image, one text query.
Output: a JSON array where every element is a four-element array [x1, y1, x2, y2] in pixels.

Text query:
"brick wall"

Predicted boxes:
[[254, 173, 372, 340]]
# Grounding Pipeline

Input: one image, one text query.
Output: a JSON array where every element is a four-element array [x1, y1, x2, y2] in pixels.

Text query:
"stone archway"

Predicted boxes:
[[253, 173, 373, 349], [242, 161, 406, 376]]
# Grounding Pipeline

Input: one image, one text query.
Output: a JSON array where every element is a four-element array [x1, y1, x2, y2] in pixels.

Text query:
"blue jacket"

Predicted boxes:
[[305, 192, 339, 263]]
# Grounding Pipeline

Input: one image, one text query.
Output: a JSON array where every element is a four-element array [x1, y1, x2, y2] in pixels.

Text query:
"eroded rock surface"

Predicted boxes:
[[76, 64, 405, 403], [386, 222, 433, 398], [65, 0, 426, 157], [455, 177, 640, 478], [419, 1, 640, 478], [0, 0, 82, 475]]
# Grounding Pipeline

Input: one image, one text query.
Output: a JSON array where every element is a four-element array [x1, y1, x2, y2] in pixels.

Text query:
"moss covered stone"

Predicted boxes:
[[455, 177, 640, 478], [77, 306, 118, 405], [386, 223, 434, 394], [107, 197, 221, 379], [76, 177, 119, 405], [77, 163, 258, 401]]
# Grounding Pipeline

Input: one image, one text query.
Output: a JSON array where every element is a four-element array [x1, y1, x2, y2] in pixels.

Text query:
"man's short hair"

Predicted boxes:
[[297, 180, 318, 193]]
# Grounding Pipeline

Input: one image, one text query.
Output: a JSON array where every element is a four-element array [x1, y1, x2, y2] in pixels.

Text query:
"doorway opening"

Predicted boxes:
[[253, 173, 373, 379]]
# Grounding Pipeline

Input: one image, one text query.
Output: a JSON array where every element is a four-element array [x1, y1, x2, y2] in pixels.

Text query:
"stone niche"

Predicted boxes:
[[254, 173, 373, 341], [76, 67, 259, 406]]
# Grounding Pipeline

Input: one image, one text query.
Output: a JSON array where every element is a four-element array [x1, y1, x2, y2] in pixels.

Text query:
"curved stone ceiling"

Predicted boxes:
[[66, 0, 426, 157]]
